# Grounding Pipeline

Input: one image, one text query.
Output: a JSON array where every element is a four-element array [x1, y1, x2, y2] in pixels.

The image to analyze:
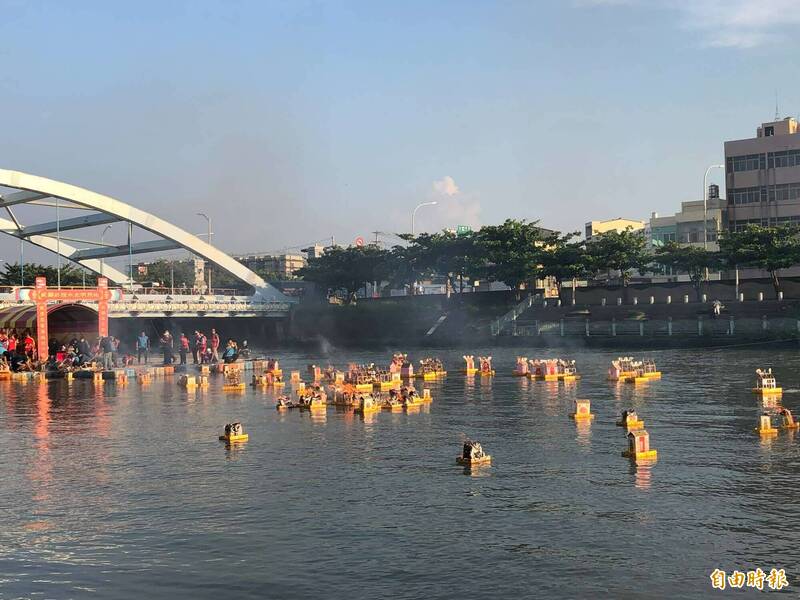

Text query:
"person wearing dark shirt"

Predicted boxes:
[[10, 348, 29, 372], [160, 331, 174, 365], [100, 336, 114, 370]]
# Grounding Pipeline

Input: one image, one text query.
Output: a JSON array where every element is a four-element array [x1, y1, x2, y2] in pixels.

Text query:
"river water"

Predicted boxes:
[[1, 345, 798, 599]]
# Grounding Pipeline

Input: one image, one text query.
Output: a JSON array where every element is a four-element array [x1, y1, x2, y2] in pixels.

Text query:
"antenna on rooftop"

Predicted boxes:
[[775, 89, 780, 120]]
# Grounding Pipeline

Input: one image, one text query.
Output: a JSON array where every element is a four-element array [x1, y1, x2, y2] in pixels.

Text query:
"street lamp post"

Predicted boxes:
[[100, 225, 112, 279], [703, 164, 725, 282], [703, 164, 725, 251], [411, 201, 438, 236], [197, 213, 212, 293]]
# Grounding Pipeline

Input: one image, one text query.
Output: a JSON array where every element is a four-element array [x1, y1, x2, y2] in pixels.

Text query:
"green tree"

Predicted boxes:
[[383, 242, 432, 294], [0, 262, 88, 287], [296, 245, 390, 302], [538, 231, 589, 303], [585, 228, 648, 287], [396, 230, 484, 294], [475, 219, 545, 297], [718, 225, 800, 296], [653, 242, 721, 300]]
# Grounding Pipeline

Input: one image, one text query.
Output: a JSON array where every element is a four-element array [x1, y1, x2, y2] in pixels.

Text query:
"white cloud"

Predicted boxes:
[[432, 175, 460, 197], [578, 0, 800, 49]]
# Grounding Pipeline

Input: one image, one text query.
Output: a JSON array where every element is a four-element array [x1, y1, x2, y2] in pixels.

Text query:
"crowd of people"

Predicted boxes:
[[151, 328, 250, 366], [0, 326, 254, 373], [0, 328, 134, 374]]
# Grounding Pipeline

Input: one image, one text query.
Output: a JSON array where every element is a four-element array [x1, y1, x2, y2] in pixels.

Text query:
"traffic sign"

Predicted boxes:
[[355, 236, 365, 247], [456, 225, 472, 236]]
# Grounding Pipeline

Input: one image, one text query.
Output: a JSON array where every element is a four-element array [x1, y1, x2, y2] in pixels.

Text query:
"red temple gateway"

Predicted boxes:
[[2, 277, 115, 361]]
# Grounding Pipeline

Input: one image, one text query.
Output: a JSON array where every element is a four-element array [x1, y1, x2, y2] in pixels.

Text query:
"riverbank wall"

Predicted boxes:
[[289, 278, 800, 349]]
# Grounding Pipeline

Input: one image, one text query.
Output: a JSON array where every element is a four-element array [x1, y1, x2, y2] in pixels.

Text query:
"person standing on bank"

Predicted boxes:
[[100, 336, 114, 370], [160, 330, 174, 365], [136, 331, 149, 364], [179, 333, 189, 365], [210, 328, 220, 363], [192, 331, 202, 364]]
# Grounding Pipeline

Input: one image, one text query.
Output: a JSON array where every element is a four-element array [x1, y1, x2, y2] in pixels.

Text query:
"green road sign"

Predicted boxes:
[[456, 225, 472, 236]]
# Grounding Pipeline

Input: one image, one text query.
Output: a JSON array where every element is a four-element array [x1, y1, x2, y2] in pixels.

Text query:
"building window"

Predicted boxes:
[[768, 149, 800, 169], [728, 186, 766, 204], [768, 183, 800, 202], [765, 126, 774, 137], [727, 153, 763, 173]]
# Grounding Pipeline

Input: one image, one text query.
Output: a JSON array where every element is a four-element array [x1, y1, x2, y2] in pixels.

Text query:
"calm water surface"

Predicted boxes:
[[1, 345, 799, 599]]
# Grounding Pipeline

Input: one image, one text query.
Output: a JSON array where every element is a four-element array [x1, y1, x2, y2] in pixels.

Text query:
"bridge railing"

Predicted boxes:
[[109, 300, 291, 313]]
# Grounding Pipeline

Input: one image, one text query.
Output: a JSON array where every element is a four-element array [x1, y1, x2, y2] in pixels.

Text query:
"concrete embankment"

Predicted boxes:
[[289, 282, 800, 349]]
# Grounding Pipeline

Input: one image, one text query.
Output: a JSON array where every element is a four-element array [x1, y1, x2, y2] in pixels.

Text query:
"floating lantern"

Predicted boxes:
[[457, 440, 491, 466], [753, 369, 782, 396], [570, 399, 594, 421], [463, 355, 477, 376], [616, 409, 644, 430], [622, 430, 658, 461], [780, 409, 800, 430], [756, 413, 779, 435], [219, 422, 248, 443]]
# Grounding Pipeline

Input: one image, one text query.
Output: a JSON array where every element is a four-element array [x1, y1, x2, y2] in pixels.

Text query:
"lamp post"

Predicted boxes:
[[197, 213, 212, 293], [100, 225, 112, 278], [703, 164, 725, 282], [411, 201, 438, 236]]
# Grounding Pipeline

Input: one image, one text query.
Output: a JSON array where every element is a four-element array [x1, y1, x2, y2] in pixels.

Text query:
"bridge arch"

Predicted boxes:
[[0, 302, 98, 342], [0, 169, 289, 301]]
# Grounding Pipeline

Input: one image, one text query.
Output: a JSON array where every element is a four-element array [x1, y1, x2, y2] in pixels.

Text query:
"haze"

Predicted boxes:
[[1, 0, 798, 271]]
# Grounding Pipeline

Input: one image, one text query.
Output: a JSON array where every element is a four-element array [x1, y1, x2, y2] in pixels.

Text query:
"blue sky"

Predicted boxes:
[[1, 0, 799, 265]]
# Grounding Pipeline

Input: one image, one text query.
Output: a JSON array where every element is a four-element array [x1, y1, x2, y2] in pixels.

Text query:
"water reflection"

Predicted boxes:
[[632, 461, 655, 490], [1, 346, 800, 599], [462, 464, 492, 478], [574, 418, 591, 448], [30, 384, 52, 504], [761, 396, 781, 409], [309, 408, 327, 425]]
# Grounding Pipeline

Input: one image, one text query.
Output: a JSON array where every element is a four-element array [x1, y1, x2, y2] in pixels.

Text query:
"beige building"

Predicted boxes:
[[237, 253, 306, 278], [648, 186, 726, 251], [725, 116, 800, 231], [584, 217, 645, 241]]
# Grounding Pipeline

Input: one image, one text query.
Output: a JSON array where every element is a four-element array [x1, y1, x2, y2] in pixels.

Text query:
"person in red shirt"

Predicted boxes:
[[210, 329, 220, 363], [8, 333, 17, 353], [23, 332, 35, 358], [179, 333, 190, 365], [199, 333, 208, 364]]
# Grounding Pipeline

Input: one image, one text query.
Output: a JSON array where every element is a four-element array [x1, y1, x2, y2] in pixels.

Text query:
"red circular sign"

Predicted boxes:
[[355, 236, 364, 247]]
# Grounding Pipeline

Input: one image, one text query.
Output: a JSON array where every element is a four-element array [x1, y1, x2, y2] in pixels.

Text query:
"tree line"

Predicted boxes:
[[2, 221, 796, 300], [296, 220, 800, 302]]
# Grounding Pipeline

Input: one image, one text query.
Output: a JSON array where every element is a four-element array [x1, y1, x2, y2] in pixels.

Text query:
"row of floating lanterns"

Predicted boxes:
[[220, 356, 794, 451], [458, 401, 658, 467]]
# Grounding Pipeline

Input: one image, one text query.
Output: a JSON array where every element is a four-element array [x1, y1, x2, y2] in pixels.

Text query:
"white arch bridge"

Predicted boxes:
[[0, 169, 293, 317]]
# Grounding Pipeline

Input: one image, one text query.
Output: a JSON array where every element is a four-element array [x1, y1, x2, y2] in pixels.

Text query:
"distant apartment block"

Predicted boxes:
[[584, 217, 645, 241], [648, 185, 726, 250], [725, 116, 800, 231], [301, 244, 326, 259], [236, 253, 306, 278]]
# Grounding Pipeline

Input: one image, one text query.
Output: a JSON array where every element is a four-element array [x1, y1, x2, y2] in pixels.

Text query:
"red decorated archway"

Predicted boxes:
[[28, 277, 112, 361]]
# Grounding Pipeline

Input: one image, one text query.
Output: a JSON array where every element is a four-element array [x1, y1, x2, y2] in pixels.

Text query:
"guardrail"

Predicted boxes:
[[0, 299, 292, 314], [109, 301, 291, 313], [490, 294, 534, 335], [506, 315, 800, 338]]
